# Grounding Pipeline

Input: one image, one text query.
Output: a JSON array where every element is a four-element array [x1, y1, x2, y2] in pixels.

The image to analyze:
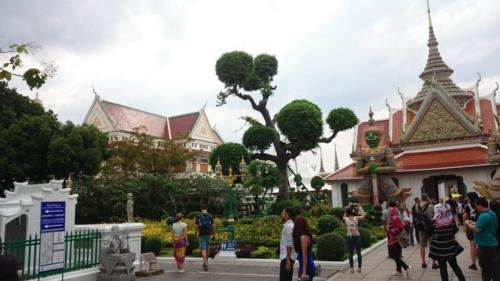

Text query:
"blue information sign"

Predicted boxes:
[[221, 240, 236, 251], [39, 201, 66, 273], [41, 202, 66, 233]]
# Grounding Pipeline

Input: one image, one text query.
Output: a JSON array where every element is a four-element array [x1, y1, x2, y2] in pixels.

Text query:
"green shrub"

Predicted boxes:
[[144, 236, 163, 256], [186, 211, 201, 219], [238, 218, 254, 225], [317, 233, 346, 261], [333, 228, 348, 244], [191, 249, 202, 257], [317, 215, 340, 235], [186, 233, 197, 255], [366, 205, 383, 225], [270, 200, 302, 217], [358, 227, 372, 248], [329, 207, 345, 220], [250, 246, 274, 258]]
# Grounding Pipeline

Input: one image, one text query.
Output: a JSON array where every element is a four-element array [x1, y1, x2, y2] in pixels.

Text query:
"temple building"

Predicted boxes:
[[325, 5, 499, 207], [83, 92, 223, 175]]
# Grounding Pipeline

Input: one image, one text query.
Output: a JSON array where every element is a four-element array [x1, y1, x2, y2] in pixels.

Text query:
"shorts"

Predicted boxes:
[[418, 231, 432, 247], [198, 235, 211, 250], [466, 229, 474, 241]]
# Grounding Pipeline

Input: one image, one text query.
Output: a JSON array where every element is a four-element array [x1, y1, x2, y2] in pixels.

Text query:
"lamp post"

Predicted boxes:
[[214, 156, 246, 242]]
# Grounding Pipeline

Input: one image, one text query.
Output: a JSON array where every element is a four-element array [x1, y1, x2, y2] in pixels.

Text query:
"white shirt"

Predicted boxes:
[[279, 220, 297, 261]]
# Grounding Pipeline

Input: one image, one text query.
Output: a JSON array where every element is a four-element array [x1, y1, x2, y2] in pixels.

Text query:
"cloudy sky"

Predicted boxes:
[[1, 0, 500, 173]]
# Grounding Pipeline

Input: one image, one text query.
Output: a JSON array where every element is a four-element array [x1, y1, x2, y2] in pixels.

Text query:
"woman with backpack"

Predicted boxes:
[[387, 201, 411, 277], [429, 204, 466, 281]]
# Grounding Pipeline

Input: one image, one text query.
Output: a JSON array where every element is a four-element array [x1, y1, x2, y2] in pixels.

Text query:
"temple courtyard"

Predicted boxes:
[[139, 229, 481, 281]]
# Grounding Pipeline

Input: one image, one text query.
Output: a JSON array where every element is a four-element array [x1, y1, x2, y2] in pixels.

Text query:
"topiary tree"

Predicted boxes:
[[144, 236, 163, 256], [366, 204, 383, 226], [209, 143, 251, 176], [317, 233, 346, 261], [329, 207, 346, 220], [317, 215, 341, 235], [243, 160, 282, 215], [310, 176, 325, 194], [215, 51, 358, 199], [358, 227, 372, 248], [270, 200, 302, 217]]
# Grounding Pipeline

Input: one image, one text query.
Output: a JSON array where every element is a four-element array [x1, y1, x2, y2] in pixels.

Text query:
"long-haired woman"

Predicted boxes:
[[172, 213, 188, 272], [429, 204, 465, 281], [293, 215, 316, 281]]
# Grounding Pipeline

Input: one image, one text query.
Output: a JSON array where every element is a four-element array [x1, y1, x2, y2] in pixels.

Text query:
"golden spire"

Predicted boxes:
[[426, 0, 433, 28]]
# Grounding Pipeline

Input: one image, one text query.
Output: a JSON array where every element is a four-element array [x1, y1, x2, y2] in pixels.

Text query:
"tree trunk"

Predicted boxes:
[[277, 165, 289, 200]]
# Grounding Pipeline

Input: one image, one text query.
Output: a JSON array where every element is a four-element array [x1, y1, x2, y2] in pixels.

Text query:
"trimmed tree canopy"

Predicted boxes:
[[327, 107, 359, 133], [209, 143, 251, 175], [310, 175, 325, 191], [243, 125, 276, 153], [276, 99, 323, 151]]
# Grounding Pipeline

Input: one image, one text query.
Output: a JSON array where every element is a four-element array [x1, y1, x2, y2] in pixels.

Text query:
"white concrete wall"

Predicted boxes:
[[75, 223, 145, 257]]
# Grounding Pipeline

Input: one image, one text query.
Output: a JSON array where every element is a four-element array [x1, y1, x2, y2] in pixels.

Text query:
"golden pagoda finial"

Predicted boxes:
[[426, 0, 433, 28]]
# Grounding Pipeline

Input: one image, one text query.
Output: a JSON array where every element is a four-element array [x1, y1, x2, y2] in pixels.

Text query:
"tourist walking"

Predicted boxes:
[[292, 215, 316, 281], [401, 202, 415, 246], [465, 197, 500, 281], [344, 204, 366, 273], [429, 204, 466, 281], [279, 207, 296, 281], [463, 192, 479, 270], [411, 197, 420, 243], [172, 213, 188, 272], [387, 202, 411, 277], [415, 193, 438, 269], [195, 204, 215, 271]]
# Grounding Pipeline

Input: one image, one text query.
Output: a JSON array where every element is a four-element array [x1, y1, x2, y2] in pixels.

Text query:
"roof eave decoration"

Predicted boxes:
[[402, 81, 481, 143]]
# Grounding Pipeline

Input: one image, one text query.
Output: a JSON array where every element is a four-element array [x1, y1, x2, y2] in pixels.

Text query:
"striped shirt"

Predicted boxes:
[[429, 224, 463, 261]]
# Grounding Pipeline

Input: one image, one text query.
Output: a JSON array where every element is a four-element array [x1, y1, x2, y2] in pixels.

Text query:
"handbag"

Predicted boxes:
[[313, 249, 321, 276], [397, 230, 410, 248]]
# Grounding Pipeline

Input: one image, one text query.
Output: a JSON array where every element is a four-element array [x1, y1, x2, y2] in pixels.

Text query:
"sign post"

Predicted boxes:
[[39, 201, 66, 279]]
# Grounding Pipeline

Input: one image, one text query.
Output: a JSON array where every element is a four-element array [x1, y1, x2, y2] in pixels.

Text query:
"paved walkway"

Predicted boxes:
[[138, 229, 481, 281], [328, 229, 482, 281]]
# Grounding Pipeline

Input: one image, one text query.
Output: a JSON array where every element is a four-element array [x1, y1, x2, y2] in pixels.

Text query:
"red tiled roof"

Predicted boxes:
[[324, 163, 362, 182], [395, 146, 489, 171], [480, 99, 496, 134], [464, 99, 476, 117], [356, 120, 390, 151], [169, 112, 199, 139], [101, 101, 168, 138], [392, 110, 403, 145], [100, 100, 200, 140]]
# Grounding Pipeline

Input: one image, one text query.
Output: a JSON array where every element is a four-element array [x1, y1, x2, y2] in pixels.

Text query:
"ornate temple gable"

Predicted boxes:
[[83, 95, 115, 133], [190, 109, 218, 143], [402, 83, 481, 143]]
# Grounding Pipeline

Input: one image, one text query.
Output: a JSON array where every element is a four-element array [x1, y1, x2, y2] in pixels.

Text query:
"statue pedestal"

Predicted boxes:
[[213, 240, 237, 263]]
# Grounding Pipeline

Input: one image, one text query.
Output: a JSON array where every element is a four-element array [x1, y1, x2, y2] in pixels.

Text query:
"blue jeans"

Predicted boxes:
[[348, 236, 362, 268]]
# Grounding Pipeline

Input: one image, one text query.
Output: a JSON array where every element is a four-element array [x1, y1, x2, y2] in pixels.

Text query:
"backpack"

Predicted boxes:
[[198, 213, 213, 235], [397, 230, 410, 248], [416, 204, 434, 235]]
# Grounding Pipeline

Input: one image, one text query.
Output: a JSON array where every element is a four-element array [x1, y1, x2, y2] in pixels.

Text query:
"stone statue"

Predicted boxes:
[[350, 110, 411, 205], [474, 134, 500, 200], [98, 226, 135, 281], [127, 193, 134, 223]]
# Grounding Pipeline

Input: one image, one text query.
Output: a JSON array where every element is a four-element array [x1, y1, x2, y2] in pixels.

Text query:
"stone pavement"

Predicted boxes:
[[137, 229, 481, 281], [137, 260, 337, 281], [328, 229, 482, 281]]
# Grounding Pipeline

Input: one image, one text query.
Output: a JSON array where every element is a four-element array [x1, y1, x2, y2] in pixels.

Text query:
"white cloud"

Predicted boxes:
[[1, 0, 499, 173]]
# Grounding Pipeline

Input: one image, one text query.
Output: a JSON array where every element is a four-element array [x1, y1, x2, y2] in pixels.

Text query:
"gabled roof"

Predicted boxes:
[[169, 112, 199, 139], [402, 81, 481, 143], [324, 163, 362, 182], [101, 100, 169, 138]]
